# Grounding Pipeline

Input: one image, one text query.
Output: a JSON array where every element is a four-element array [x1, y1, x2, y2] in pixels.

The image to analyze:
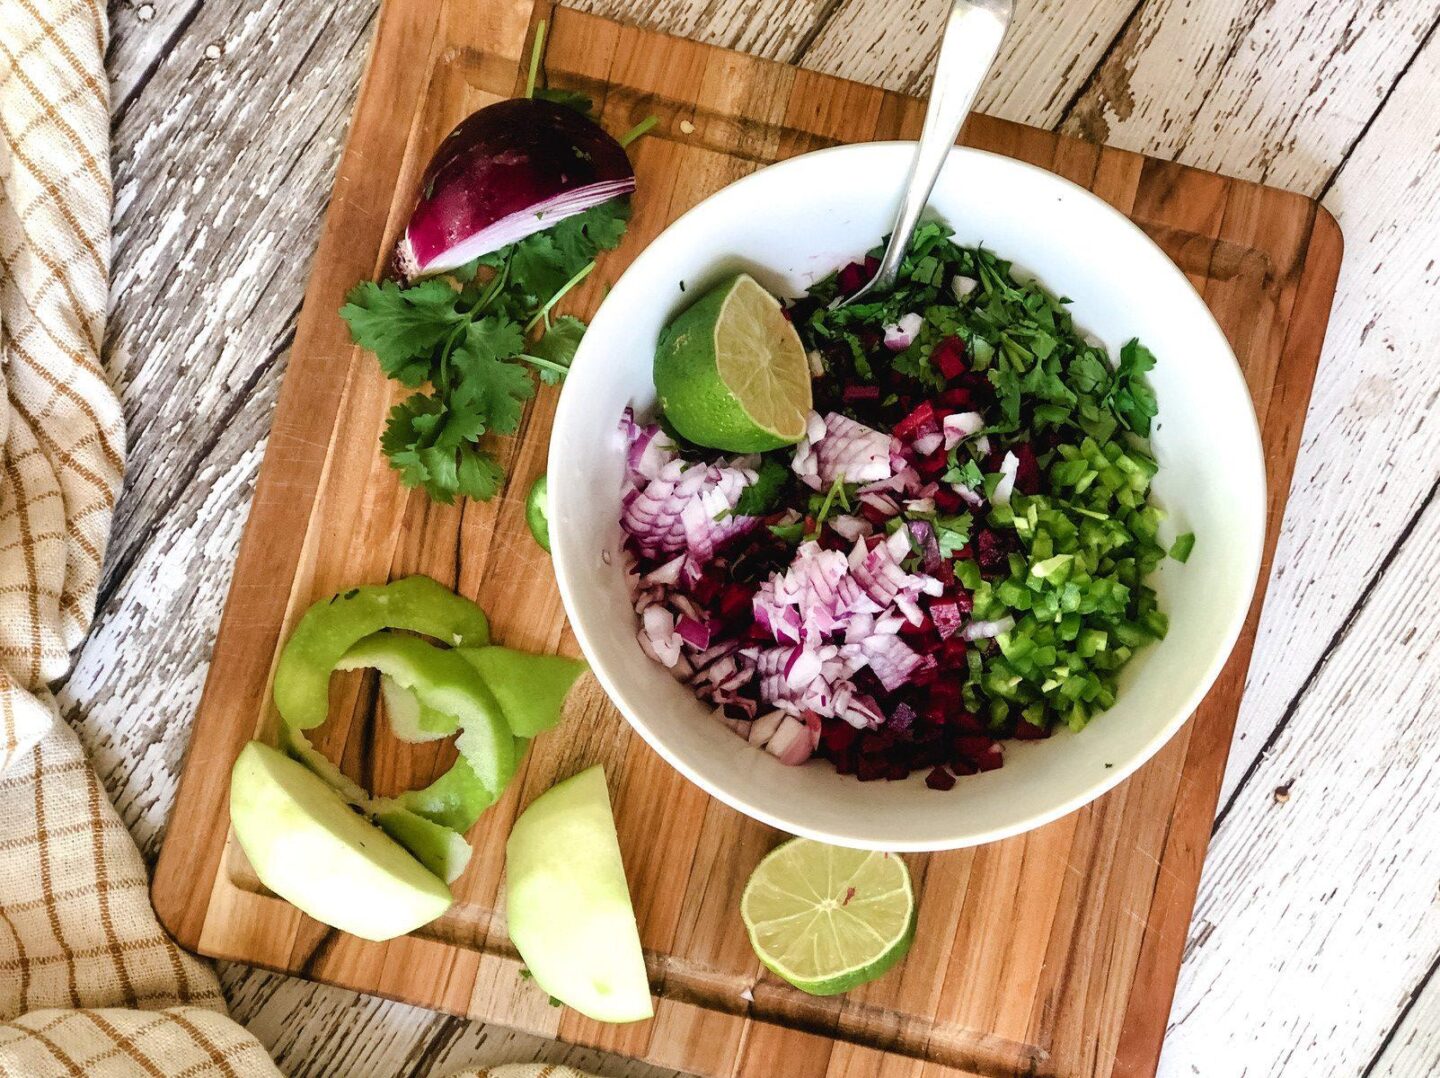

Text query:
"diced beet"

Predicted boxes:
[[914, 448, 949, 480], [939, 386, 975, 410], [718, 583, 752, 619], [925, 766, 956, 791], [899, 611, 935, 639], [930, 599, 963, 640], [1013, 719, 1051, 740], [953, 735, 995, 760], [852, 667, 887, 700], [975, 529, 1014, 572], [890, 702, 917, 733], [933, 488, 966, 513], [1012, 441, 1042, 495], [954, 589, 974, 615], [932, 336, 968, 381], [856, 753, 890, 782], [951, 712, 985, 733], [928, 678, 962, 706], [974, 745, 1004, 772], [821, 720, 859, 754], [689, 570, 723, 606], [843, 384, 882, 403], [951, 758, 979, 776], [859, 501, 894, 525], [837, 260, 869, 295], [939, 637, 968, 667], [885, 760, 911, 781], [893, 401, 938, 442]]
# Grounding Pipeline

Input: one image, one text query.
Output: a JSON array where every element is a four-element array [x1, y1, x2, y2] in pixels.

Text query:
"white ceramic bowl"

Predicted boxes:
[[550, 143, 1264, 851]]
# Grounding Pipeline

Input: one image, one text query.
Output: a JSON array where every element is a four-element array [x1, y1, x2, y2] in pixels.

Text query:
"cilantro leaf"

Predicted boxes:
[[340, 279, 462, 385], [530, 315, 586, 384], [549, 199, 631, 264], [944, 456, 985, 490], [933, 512, 973, 557], [455, 447, 505, 501], [734, 457, 789, 516], [463, 315, 525, 363], [450, 343, 535, 437], [1109, 340, 1159, 435]]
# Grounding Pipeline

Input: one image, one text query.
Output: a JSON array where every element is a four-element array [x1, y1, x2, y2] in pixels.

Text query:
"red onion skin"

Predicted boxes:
[[397, 99, 635, 277]]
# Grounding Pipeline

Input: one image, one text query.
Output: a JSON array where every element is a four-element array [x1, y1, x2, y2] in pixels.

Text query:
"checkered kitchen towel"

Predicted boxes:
[[0, 2, 599, 1076], [0, 0, 286, 1072]]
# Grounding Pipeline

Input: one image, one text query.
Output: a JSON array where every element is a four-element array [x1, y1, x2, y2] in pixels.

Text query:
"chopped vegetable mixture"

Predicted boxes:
[[621, 224, 1188, 787]]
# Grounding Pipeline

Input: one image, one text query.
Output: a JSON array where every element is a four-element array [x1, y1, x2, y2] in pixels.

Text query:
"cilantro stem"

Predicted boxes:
[[516, 353, 571, 378], [469, 253, 513, 318], [810, 475, 848, 538], [525, 20, 547, 100], [525, 260, 595, 333], [618, 115, 658, 147]]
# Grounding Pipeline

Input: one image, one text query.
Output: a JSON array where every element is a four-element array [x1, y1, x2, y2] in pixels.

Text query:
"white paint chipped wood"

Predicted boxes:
[[80, 0, 1440, 1074]]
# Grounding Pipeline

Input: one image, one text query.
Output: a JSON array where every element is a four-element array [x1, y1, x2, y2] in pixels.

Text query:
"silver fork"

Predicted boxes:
[[832, 0, 1014, 308]]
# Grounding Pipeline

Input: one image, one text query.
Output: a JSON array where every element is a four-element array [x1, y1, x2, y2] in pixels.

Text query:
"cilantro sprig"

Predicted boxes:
[[341, 199, 630, 503]]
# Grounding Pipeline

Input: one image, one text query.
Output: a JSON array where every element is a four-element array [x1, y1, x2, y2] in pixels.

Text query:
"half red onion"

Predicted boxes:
[[395, 98, 636, 279]]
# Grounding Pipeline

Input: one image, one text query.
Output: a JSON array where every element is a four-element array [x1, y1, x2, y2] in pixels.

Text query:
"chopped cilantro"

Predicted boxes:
[[734, 457, 790, 516], [932, 512, 973, 557]]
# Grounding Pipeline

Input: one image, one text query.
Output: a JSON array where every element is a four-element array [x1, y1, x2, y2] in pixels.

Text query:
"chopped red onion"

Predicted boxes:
[[912, 430, 944, 456], [640, 606, 682, 667], [676, 615, 711, 650], [765, 715, 816, 766], [796, 412, 893, 491], [963, 616, 1015, 641], [882, 312, 923, 351], [941, 411, 986, 450], [711, 707, 751, 738], [747, 709, 785, 747], [828, 514, 872, 542], [992, 450, 1020, 507]]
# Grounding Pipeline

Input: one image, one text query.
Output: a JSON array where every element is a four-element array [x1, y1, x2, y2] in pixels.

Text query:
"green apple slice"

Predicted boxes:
[[230, 741, 452, 940], [372, 802, 473, 883], [380, 674, 452, 743], [505, 766, 652, 1023], [458, 647, 587, 737], [336, 631, 514, 797], [399, 754, 497, 834]]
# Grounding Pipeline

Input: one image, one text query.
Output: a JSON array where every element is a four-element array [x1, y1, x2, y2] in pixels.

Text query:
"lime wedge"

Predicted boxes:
[[740, 838, 916, 996], [654, 273, 811, 452]]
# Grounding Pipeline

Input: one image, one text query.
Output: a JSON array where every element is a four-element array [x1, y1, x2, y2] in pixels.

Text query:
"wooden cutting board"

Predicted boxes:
[[152, 0, 1342, 1074]]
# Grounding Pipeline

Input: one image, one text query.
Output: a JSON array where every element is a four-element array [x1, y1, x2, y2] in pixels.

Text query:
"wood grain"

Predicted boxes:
[[146, 3, 1343, 1075]]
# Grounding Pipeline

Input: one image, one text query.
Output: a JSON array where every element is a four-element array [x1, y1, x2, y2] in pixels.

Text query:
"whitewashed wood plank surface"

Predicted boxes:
[[1370, 956, 1440, 1078], [68, 0, 1440, 1074], [1164, 497, 1440, 1074]]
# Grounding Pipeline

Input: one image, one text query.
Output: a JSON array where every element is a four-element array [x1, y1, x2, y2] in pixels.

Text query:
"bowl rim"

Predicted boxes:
[[551, 141, 1267, 850]]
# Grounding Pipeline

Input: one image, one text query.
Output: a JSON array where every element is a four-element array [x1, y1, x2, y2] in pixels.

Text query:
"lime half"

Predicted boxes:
[[741, 838, 916, 996], [654, 273, 811, 452]]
